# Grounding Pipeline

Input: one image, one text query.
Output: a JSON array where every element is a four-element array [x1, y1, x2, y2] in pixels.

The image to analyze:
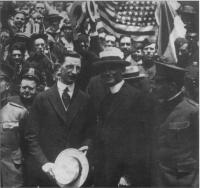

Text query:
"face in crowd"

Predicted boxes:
[[13, 13, 25, 29], [54, 1, 64, 12], [35, 2, 45, 15], [60, 56, 81, 85], [0, 77, 10, 95], [62, 26, 73, 41], [101, 65, 124, 87], [153, 77, 178, 103], [0, 30, 10, 46], [11, 49, 23, 66], [132, 49, 143, 62], [119, 36, 132, 57], [105, 35, 116, 47], [50, 18, 60, 33], [34, 38, 46, 54], [143, 43, 156, 59], [32, 12, 43, 25], [177, 42, 190, 63], [20, 78, 37, 100]]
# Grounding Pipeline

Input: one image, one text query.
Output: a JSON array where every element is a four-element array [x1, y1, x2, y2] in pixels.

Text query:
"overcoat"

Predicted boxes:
[[91, 81, 150, 186], [24, 84, 94, 186]]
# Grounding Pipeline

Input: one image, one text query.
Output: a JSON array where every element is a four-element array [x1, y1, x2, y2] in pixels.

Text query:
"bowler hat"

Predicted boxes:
[[94, 47, 130, 70], [54, 148, 89, 188]]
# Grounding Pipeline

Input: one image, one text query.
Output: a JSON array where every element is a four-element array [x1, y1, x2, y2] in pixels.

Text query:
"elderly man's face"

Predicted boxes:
[[13, 13, 25, 29], [20, 79, 37, 100], [34, 38, 46, 54], [101, 65, 123, 86], [119, 37, 132, 56], [105, 35, 116, 47], [143, 43, 156, 58], [11, 50, 23, 65], [60, 57, 81, 85]]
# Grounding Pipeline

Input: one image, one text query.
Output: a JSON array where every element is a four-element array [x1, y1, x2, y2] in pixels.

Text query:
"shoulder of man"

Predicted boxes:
[[179, 97, 199, 114], [7, 95, 24, 107], [185, 97, 199, 108]]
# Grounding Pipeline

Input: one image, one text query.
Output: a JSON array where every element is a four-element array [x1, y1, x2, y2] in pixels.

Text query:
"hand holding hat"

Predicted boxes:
[[42, 148, 89, 188], [42, 162, 56, 179]]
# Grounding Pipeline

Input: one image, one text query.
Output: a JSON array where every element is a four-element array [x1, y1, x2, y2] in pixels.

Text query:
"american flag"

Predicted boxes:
[[96, 1, 158, 41]]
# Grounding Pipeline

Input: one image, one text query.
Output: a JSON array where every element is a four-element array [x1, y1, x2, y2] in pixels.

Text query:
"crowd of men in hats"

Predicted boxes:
[[0, 1, 199, 188]]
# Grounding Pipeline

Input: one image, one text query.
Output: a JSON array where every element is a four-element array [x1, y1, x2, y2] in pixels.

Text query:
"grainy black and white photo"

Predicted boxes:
[[0, 1, 199, 187]]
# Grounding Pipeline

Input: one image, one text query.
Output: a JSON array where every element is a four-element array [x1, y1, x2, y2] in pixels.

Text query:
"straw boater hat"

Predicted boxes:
[[94, 47, 130, 70], [53, 148, 89, 188], [123, 65, 146, 80]]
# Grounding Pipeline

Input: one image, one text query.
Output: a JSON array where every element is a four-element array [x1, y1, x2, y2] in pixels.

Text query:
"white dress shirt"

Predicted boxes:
[[57, 80, 75, 111], [109, 80, 125, 94]]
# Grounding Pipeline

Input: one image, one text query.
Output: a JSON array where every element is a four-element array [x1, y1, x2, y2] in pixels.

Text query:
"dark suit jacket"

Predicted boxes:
[[91, 81, 150, 185], [24, 84, 94, 185]]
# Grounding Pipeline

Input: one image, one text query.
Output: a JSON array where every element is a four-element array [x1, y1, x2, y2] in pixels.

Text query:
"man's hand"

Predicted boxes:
[[42, 162, 56, 179], [78, 145, 89, 155]]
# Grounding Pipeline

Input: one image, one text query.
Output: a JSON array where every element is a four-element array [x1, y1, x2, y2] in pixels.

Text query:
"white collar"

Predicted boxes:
[[57, 80, 75, 98], [109, 80, 125, 94]]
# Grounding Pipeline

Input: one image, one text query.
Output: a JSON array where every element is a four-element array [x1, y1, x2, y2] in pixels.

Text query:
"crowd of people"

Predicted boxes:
[[0, 1, 199, 188]]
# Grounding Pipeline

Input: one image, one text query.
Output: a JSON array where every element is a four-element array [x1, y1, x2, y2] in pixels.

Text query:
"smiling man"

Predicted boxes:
[[8, 11, 26, 34], [24, 51, 95, 186]]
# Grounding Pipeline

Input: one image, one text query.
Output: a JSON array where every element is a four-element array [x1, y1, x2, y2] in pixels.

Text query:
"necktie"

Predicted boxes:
[[62, 88, 70, 109]]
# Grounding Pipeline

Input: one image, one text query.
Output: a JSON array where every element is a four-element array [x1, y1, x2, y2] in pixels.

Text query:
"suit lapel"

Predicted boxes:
[[65, 88, 85, 127], [48, 84, 67, 123]]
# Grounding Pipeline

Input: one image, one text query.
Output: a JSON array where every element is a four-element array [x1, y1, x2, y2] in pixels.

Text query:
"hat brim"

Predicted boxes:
[[55, 148, 89, 187], [94, 60, 130, 69], [46, 14, 63, 21], [123, 73, 146, 80]]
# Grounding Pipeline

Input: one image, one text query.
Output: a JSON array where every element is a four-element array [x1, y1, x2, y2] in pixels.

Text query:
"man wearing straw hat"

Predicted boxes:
[[91, 47, 150, 186]]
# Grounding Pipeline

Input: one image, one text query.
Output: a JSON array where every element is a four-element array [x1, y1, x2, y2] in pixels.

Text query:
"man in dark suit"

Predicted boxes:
[[24, 51, 94, 186], [90, 47, 150, 186]]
